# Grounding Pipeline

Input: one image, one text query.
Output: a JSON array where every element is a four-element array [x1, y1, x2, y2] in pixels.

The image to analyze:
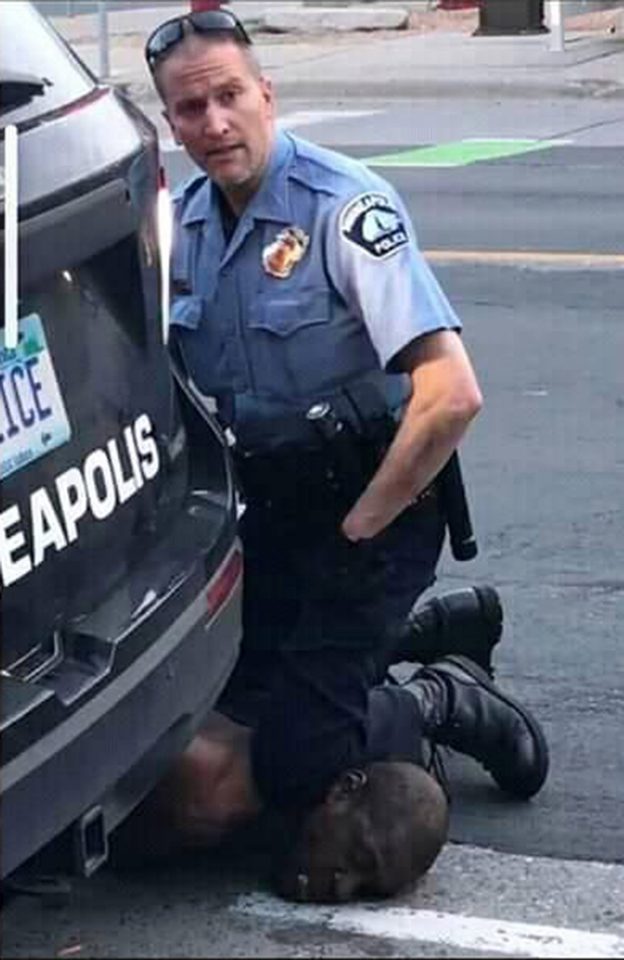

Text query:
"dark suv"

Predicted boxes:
[[0, 2, 242, 881]]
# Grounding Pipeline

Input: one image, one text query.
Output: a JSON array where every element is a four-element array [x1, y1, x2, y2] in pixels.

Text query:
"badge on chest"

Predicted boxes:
[[262, 226, 310, 279]]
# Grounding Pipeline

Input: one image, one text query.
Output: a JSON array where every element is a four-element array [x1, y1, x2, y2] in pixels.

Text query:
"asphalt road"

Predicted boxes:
[[3, 101, 623, 957], [421, 260, 623, 862]]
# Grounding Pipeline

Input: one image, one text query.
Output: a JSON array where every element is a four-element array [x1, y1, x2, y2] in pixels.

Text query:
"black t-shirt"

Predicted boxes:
[[215, 186, 238, 245]]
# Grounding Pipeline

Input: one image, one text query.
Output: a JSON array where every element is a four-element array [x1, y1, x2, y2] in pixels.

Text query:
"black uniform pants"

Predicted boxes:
[[217, 482, 446, 808]]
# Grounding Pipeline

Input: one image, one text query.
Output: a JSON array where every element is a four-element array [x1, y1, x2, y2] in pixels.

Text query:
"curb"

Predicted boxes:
[[271, 78, 624, 99], [119, 77, 624, 105]]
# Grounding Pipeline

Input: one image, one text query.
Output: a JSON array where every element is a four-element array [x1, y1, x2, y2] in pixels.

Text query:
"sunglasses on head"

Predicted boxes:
[[144, 9, 252, 71]]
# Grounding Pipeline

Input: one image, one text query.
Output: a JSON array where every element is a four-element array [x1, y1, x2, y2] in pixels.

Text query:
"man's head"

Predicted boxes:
[[275, 762, 449, 903], [145, 11, 275, 212]]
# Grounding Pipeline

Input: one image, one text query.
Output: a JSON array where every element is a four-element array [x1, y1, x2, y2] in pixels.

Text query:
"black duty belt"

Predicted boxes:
[[234, 446, 331, 504], [234, 445, 438, 519]]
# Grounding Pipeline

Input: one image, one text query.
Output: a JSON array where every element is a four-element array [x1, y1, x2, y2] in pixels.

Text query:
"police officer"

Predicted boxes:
[[143, 10, 548, 835]]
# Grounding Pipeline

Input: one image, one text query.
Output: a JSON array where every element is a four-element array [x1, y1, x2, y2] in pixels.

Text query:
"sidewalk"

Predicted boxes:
[[50, 2, 624, 111]]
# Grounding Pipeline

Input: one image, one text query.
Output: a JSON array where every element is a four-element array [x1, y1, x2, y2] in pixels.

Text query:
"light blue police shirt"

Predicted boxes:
[[170, 130, 461, 452]]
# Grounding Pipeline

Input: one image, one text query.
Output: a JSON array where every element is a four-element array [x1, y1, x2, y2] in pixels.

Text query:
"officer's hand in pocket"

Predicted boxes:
[[333, 528, 386, 600], [341, 492, 398, 543]]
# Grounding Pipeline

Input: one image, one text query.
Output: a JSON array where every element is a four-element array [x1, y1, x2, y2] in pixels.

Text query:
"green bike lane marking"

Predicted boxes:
[[364, 138, 571, 168]]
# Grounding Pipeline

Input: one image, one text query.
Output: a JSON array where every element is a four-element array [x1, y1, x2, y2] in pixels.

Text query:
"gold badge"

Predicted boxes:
[[262, 227, 309, 279]]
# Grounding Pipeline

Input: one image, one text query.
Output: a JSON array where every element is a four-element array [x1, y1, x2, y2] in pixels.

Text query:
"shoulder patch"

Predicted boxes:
[[339, 192, 409, 260]]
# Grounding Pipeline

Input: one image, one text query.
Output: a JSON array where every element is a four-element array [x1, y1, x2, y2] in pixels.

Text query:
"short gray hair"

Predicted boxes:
[[153, 30, 263, 101]]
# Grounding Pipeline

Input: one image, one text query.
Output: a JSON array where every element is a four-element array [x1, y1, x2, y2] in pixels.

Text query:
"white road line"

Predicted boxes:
[[159, 110, 380, 153], [277, 109, 381, 131], [232, 893, 624, 959]]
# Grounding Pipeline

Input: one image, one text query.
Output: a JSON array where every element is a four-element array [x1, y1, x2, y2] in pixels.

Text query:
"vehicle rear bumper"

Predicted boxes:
[[1, 542, 242, 880]]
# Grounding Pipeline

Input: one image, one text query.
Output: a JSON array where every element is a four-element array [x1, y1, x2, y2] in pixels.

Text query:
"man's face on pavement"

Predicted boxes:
[[158, 37, 275, 207], [275, 771, 377, 903]]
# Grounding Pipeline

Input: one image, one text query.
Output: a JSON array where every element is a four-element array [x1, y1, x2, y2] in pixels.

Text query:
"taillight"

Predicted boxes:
[[156, 178, 173, 346], [206, 546, 243, 619]]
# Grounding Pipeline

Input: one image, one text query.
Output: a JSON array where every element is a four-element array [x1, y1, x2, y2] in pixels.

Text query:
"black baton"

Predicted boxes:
[[437, 451, 478, 561]]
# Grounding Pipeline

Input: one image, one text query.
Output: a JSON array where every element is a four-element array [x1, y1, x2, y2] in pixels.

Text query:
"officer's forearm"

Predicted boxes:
[[341, 404, 474, 540], [342, 332, 482, 540]]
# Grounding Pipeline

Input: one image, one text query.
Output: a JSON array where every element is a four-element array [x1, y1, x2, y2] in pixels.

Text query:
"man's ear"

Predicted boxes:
[[328, 769, 368, 804], [260, 76, 275, 112]]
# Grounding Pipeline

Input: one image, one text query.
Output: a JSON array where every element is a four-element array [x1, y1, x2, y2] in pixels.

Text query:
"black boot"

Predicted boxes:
[[403, 655, 549, 799], [392, 585, 503, 676]]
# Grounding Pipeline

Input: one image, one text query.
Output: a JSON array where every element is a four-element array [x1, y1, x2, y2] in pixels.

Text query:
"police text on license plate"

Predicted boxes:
[[0, 313, 71, 480]]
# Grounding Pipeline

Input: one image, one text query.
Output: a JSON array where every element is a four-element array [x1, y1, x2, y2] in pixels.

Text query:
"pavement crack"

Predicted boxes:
[[549, 112, 624, 141]]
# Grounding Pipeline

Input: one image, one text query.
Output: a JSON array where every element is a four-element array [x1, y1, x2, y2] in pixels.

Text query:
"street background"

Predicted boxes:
[[3, 1, 624, 956]]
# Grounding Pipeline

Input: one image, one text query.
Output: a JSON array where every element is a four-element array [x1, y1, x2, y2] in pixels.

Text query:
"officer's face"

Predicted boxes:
[[159, 37, 275, 209]]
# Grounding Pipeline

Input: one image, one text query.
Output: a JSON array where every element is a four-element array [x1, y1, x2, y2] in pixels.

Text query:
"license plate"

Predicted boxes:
[[0, 313, 71, 480]]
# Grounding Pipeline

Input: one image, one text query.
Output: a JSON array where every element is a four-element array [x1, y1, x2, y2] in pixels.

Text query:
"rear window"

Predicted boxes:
[[1, 224, 178, 652], [71, 234, 151, 350], [0, 2, 95, 128], [2, 232, 154, 492]]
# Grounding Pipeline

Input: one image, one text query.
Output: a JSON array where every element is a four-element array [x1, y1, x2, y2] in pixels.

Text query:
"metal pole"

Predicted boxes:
[[4, 125, 19, 350], [547, 0, 565, 53], [97, 1, 110, 79]]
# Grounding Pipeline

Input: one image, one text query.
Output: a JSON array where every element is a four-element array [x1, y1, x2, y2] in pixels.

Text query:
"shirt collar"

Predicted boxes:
[[180, 129, 294, 228]]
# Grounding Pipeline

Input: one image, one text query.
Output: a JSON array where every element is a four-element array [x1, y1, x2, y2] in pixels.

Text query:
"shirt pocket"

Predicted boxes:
[[247, 289, 332, 398], [249, 289, 330, 337]]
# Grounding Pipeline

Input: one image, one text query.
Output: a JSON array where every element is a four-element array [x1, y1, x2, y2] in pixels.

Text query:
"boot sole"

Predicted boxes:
[[472, 585, 504, 678], [443, 654, 549, 800], [401, 585, 504, 676], [474, 585, 503, 651]]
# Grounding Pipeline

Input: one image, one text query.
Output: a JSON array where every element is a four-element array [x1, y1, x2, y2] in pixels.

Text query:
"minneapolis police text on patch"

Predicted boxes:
[[340, 192, 409, 260]]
